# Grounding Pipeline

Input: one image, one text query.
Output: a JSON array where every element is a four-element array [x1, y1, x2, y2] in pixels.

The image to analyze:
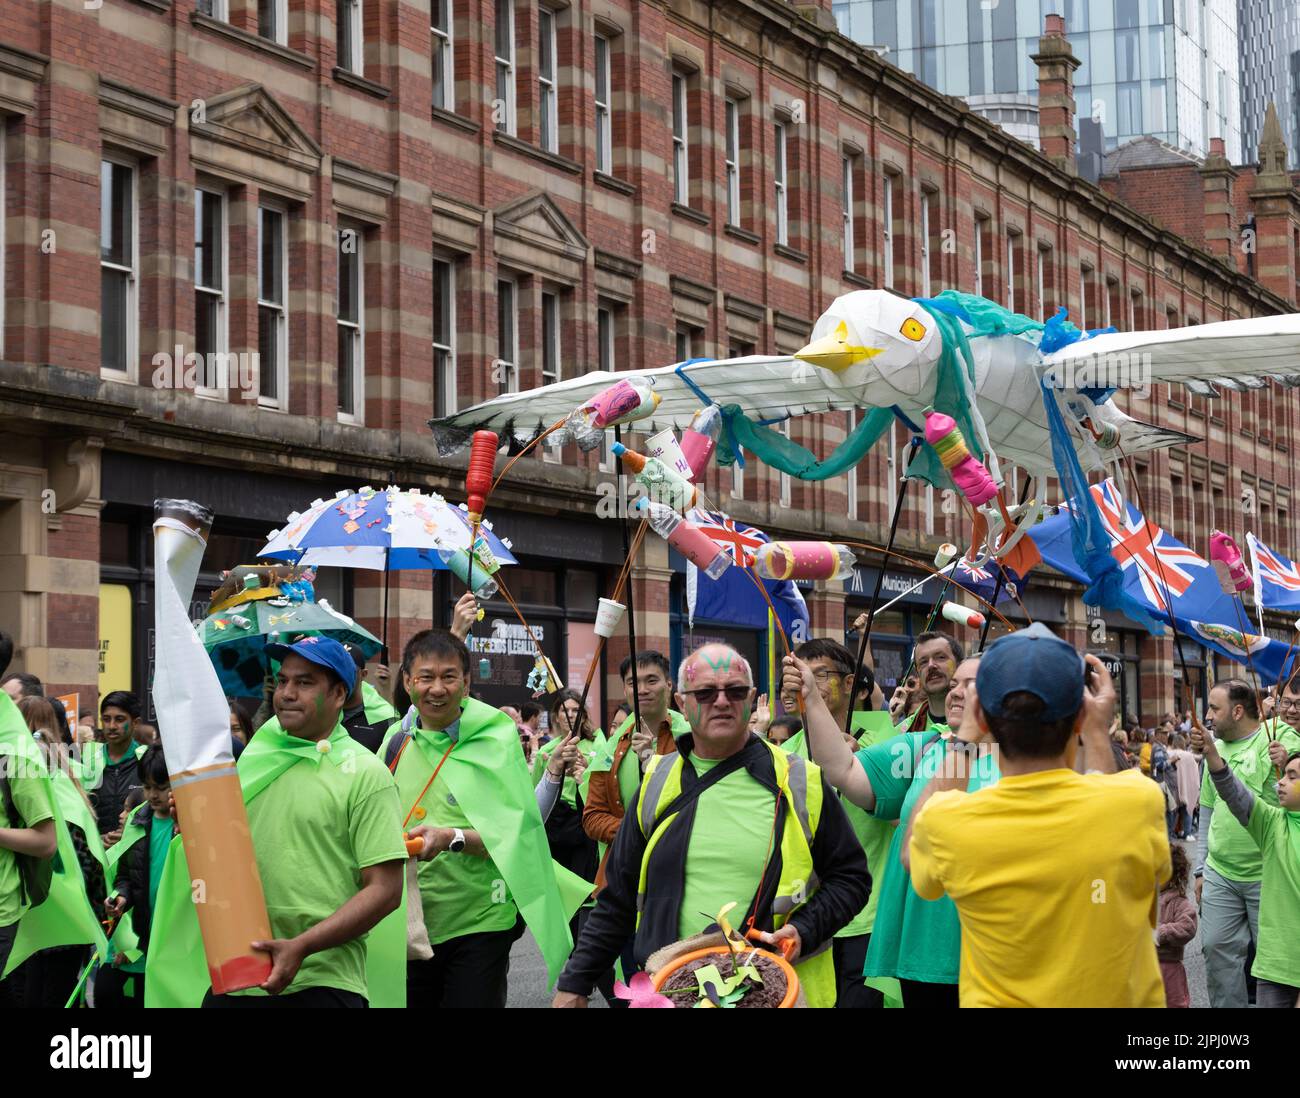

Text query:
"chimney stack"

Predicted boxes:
[[1249, 103, 1299, 306], [1199, 136, 1239, 262], [1032, 14, 1081, 174]]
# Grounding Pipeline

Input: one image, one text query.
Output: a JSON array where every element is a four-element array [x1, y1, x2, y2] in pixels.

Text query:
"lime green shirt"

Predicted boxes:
[[0, 763, 54, 927], [389, 725, 521, 946], [1201, 725, 1300, 882], [1242, 797, 1300, 986], [836, 714, 900, 939], [677, 753, 774, 940], [236, 744, 406, 997]]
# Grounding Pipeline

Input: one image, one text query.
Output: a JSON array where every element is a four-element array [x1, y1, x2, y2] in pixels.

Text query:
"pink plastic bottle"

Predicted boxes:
[[1209, 530, 1252, 593], [638, 500, 732, 579], [924, 411, 998, 507], [680, 404, 723, 484]]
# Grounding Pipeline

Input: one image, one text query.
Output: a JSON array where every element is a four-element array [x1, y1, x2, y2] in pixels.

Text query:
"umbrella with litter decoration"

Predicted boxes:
[[199, 596, 382, 697], [257, 485, 517, 655]]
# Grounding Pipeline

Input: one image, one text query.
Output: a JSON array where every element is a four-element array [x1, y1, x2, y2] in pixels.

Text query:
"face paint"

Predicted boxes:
[[700, 651, 733, 673], [826, 679, 841, 706], [684, 661, 698, 682]]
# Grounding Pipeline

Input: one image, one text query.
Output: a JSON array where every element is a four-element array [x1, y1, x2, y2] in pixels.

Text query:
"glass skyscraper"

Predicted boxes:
[[831, 0, 1242, 161], [1239, 0, 1300, 167]]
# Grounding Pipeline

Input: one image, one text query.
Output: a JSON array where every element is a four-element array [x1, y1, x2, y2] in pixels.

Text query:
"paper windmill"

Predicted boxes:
[[612, 972, 673, 1009]]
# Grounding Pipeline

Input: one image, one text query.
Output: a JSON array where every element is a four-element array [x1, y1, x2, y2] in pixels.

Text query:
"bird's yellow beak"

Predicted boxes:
[[793, 321, 883, 373]]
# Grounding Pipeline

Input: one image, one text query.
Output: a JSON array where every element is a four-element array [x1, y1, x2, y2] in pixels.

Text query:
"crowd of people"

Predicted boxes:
[[2, 600, 1299, 1010]]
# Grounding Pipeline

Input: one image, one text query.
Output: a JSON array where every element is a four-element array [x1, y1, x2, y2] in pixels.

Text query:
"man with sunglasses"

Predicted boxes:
[[552, 643, 869, 1008]]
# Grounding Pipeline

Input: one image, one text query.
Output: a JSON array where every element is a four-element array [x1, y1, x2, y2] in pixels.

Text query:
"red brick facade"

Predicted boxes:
[[1, 2, 1298, 726]]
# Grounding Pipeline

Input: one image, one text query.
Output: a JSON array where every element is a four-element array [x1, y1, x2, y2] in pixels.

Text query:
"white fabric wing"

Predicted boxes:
[[1040, 313, 1300, 395], [427, 355, 856, 454]]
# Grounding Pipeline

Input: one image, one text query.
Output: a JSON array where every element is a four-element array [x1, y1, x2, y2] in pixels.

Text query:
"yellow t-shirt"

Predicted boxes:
[[910, 767, 1170, 1008]]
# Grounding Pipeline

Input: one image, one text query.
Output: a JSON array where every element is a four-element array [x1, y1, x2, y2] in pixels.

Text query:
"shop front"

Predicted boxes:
[[843, 565, 946, 694]]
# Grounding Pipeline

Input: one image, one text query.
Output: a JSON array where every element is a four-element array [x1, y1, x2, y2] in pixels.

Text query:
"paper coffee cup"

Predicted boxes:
[[646, 428, 693, 479], [594, 598, 626, 638]]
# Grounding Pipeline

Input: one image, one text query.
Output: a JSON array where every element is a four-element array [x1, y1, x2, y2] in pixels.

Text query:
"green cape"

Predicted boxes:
[[0, 693, 107, 975], [103, 816, 148, 967], [144, 718, 406, 1007], [388, 697, 591, 986], [362, 681, 397, 726]]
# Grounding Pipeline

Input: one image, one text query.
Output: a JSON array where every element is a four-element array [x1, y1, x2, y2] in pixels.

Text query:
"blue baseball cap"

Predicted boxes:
[[976, 622, 1084, 721], [266, 636, 357, 694]]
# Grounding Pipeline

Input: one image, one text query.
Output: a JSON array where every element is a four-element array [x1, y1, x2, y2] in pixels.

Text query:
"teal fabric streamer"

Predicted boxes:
[[714, 404, 895, 480]]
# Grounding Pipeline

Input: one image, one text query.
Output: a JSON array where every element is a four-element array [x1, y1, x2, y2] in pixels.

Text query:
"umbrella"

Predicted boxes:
[[257, 485, 517, 656], [200, 598, 382, 697], [258, 485, 516, 570]]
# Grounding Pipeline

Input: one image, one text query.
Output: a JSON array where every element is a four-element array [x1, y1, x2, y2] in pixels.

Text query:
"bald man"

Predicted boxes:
[[552, 644, 869, 1008]]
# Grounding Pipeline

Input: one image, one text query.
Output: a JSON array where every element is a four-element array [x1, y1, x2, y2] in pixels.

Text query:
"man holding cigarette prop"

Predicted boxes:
[[203, 636, 406, 1007]]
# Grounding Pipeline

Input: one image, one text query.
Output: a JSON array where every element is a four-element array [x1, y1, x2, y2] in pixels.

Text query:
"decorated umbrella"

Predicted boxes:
[[200, 598, 382, 697], [256, 485, 517, 655]]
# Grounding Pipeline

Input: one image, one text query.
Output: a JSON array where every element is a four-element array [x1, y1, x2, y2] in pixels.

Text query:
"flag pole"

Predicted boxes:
[[614, 425, 644, 743], [844, 438, 920, 737]]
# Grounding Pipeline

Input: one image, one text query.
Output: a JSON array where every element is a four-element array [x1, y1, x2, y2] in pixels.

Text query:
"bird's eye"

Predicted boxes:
[[900, 318, 926, 342]]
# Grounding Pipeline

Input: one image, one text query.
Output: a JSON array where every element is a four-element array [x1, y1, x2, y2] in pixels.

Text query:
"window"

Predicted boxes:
[[594, 34, 612, 173], [774, 118, 789, 246], [1105, 275, 1119, 329], [675, 326, 694, 362], [337, 228, 363, 422], [100, 160, 136, 379], [1005, 231, 1018, 312], [671, 70, 689, 204], [496, 277, 518, 393], [432, 0, 454, 110], [1129, 288, 1142, 331], [882, 173, 898, 289], [537, 6, 558, 153], [257, 205, 288, 407], [973, 215, 988, 297], [1037, 245, 1054, 321], [194, 188, 226, 394], [725, 98, 742, 227], [433, 258, 456, 415], [259, 0, 286, 44], [919, 191, 932, 296], [495, 0, 516, 135], [841, 155, 854, 271], [336, 0, 362, 73], [541, 291, 561, 460], [1080, 263, 1094, 331], [197, 0, 229, 18]]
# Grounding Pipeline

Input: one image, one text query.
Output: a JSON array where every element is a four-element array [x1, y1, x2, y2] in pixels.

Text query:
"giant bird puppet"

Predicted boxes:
[[429, 289, 1300, 579]]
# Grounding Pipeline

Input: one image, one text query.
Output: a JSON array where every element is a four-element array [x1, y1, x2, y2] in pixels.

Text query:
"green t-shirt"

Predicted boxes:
[[235, 745, 406, 997], [389, 727, 521, 945], [1242, 797, 1300, 986], [0, 761, 55, 927], [859, 728, 1001, 984], [1201, 725, 1300, 882], [677, 753, 775, 940]]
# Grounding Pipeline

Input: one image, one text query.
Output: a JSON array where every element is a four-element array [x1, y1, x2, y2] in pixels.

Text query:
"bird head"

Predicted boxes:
[[795, 291, 942, 404]]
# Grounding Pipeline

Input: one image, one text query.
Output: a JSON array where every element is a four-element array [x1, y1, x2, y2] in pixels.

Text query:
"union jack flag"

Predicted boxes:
[[1088, 479, 1206, 612], [688, 508, 766, 567], [1249, 534, 1300, 593]]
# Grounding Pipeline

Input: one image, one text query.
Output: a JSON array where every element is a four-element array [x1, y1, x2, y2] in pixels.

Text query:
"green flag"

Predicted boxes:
[[0, 695, 107, 975]]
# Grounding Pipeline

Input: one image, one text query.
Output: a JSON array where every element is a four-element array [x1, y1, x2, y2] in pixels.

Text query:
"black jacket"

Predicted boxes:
[[556, 733, 870, 996], [112, 803, 173, 954], [342, 703, 389, 753], [91, 750, 142, 836]]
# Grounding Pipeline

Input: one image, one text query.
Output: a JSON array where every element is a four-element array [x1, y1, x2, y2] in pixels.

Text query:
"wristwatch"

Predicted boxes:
[[448, 827, 466, 853]]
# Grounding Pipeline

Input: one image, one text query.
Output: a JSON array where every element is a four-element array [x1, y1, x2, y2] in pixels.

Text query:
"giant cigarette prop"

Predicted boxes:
[[152, 499, 273, 994]]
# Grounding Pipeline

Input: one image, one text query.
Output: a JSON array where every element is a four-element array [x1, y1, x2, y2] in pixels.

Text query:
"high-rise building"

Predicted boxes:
[[1239, 0, 1300, 167], [831, 0, 1242, 160]]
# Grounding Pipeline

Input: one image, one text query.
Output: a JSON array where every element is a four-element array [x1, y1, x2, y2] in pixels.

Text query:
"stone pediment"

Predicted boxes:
[[493, 191, 589, 262], [190, 84, 321, 199]]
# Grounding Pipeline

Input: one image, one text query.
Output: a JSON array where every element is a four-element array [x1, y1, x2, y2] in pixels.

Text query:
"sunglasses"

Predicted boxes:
[[683, 685, 752, 705]]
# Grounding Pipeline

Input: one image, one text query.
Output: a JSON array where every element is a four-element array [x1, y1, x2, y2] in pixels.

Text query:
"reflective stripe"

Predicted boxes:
[[772, 872, 819, 915], [638, 751, 679, 836], [784, 754, 813, 848]]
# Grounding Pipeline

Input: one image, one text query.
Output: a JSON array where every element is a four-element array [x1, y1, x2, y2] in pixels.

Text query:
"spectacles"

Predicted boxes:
[[1279, 698, 1300, 712], [683, 685, 753, 705], [811, 668, 852, 683]]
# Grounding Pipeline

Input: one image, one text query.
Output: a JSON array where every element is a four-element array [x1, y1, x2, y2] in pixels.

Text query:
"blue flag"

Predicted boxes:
[[950, 556, 1022, 606], [1247, 533, 1300, 615], [1030, 479, 1298, 684], [684, 508, 809, 645]]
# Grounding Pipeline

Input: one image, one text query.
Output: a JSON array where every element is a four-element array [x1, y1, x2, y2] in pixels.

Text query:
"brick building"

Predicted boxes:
[[1, 3, 1298, 728]]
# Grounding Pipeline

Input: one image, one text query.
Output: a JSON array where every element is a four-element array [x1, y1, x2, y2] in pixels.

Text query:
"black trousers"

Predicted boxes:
[[833, 934, 883, 1008], [202, 986, 367, 1008], [0, 922, 19, 1008], [407, 917, 525, 1008], [19, 948, 86, 1008], [899, 977, 960, 1009]]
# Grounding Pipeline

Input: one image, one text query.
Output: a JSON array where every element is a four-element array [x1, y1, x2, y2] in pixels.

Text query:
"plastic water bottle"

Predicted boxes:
[[637, 500, 732, 579], [680, 404, 723, 483]]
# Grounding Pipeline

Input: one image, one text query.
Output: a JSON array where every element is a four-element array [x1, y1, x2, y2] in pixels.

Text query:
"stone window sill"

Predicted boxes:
[[190, 12, 315, 69]]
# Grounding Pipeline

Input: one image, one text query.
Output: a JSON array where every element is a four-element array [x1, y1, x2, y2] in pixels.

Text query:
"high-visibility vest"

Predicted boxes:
[[634, 738, 836, 1007]]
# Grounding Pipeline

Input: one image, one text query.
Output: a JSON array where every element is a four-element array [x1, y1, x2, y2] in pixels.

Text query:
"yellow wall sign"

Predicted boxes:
[[98, 583, 134, 702]]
